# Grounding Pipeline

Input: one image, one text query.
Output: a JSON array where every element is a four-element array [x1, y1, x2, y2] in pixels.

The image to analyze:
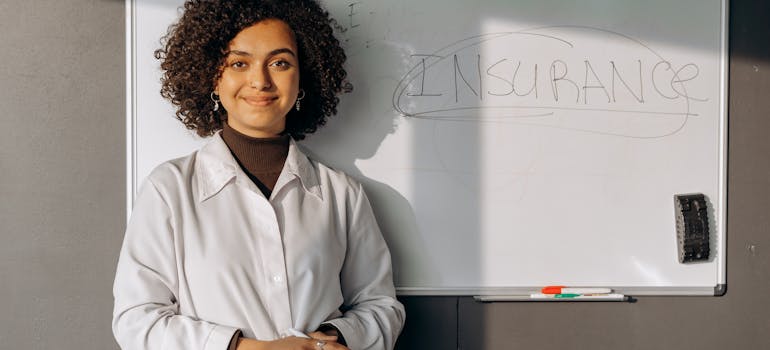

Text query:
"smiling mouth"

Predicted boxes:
[[242, 96, 278, 106]]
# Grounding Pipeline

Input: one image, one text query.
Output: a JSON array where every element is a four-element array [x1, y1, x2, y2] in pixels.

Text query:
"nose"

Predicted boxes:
[[249, 66, 272, 90]]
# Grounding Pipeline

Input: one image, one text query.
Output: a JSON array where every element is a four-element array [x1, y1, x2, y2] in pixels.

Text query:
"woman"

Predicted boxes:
[[112, 1, 405, 349]]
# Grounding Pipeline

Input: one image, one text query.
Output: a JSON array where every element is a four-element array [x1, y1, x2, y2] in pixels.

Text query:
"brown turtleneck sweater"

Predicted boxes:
[[221, 123, 290, 198]]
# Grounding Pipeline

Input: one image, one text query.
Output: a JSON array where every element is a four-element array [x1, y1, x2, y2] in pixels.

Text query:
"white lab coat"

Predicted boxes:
[[112, 133, 404, 350]]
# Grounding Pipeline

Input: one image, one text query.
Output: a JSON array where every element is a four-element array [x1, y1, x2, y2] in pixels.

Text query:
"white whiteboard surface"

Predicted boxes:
[[128, 0, 728, 295]]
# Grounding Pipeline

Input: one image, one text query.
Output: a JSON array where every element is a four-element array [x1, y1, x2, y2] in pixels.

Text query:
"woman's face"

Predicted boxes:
[[215, 19, 300, 138]]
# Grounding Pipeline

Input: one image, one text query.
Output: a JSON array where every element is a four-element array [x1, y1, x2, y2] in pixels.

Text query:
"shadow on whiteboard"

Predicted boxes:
[[300, 121, 442, 287]]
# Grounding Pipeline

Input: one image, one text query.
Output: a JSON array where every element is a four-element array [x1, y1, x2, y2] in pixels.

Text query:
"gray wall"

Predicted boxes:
[[0, 0, 125, 348], [1, 0, 768, 349]]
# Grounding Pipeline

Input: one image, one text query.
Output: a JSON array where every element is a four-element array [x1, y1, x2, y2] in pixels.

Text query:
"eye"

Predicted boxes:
[[270, 59, 293, 70], [228, 61, 248, 71]]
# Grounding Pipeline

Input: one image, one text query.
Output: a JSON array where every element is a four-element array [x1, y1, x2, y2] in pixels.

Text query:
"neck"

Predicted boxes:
[[221, 122, 290, 196]]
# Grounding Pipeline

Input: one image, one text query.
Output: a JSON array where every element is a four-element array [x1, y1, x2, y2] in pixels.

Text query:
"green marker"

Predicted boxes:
[[554, 293, 581, 298]]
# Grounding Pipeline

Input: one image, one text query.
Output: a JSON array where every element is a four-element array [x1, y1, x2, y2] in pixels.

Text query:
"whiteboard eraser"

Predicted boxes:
[[674, 193, 710, 263]]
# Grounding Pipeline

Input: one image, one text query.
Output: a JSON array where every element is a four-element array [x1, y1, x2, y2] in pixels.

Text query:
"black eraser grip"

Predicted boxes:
[[674, 194, 710, 263]]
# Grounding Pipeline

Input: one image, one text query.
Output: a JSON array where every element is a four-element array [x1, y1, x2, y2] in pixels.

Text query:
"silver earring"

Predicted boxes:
[[210, 92, 220, 111], [295, 89, 305, 111]]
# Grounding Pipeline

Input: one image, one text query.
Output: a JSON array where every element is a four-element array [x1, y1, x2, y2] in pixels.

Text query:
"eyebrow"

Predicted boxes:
[[227, 48, 296, 58]]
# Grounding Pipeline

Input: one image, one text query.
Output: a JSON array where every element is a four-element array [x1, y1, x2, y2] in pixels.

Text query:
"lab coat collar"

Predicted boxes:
[[195, 132, 322, 202]]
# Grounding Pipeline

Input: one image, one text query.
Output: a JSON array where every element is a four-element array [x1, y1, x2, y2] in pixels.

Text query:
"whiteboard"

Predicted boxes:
[[127, 0, 728, 295]]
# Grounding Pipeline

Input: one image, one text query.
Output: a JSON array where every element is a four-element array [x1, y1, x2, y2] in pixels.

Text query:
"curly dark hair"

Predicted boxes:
[[155, 0, 350, 139]]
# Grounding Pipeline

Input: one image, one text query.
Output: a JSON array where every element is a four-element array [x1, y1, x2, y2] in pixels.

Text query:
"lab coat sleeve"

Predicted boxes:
[[322, 183, 406, 350], [112, 179, 239, 350]]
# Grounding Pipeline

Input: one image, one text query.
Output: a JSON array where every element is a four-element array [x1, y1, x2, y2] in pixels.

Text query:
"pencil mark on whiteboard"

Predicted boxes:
[[392, 26, 710, 139]]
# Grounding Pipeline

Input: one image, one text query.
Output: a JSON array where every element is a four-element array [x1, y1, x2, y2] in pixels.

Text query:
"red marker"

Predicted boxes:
[[541, 286, 613, 294]]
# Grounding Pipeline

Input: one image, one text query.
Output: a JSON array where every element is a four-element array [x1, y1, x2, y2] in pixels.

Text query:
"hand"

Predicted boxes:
[[236, 336, 349, 350]]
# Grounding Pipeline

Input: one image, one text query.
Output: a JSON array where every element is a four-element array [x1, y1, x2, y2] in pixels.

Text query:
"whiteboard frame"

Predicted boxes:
[[126, 0, 136, 225], [125, 0, 729, 296], [717, 0, 729, 296]]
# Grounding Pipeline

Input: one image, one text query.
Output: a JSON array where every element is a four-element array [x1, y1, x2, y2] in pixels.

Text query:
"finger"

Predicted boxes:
[[307, 331, 338, 342], [305, 338, 339, 350], [323, 342, 349, 350]]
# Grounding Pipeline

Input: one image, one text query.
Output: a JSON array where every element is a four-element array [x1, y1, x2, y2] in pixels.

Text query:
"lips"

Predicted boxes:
[[242, 95, 278, 106]]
